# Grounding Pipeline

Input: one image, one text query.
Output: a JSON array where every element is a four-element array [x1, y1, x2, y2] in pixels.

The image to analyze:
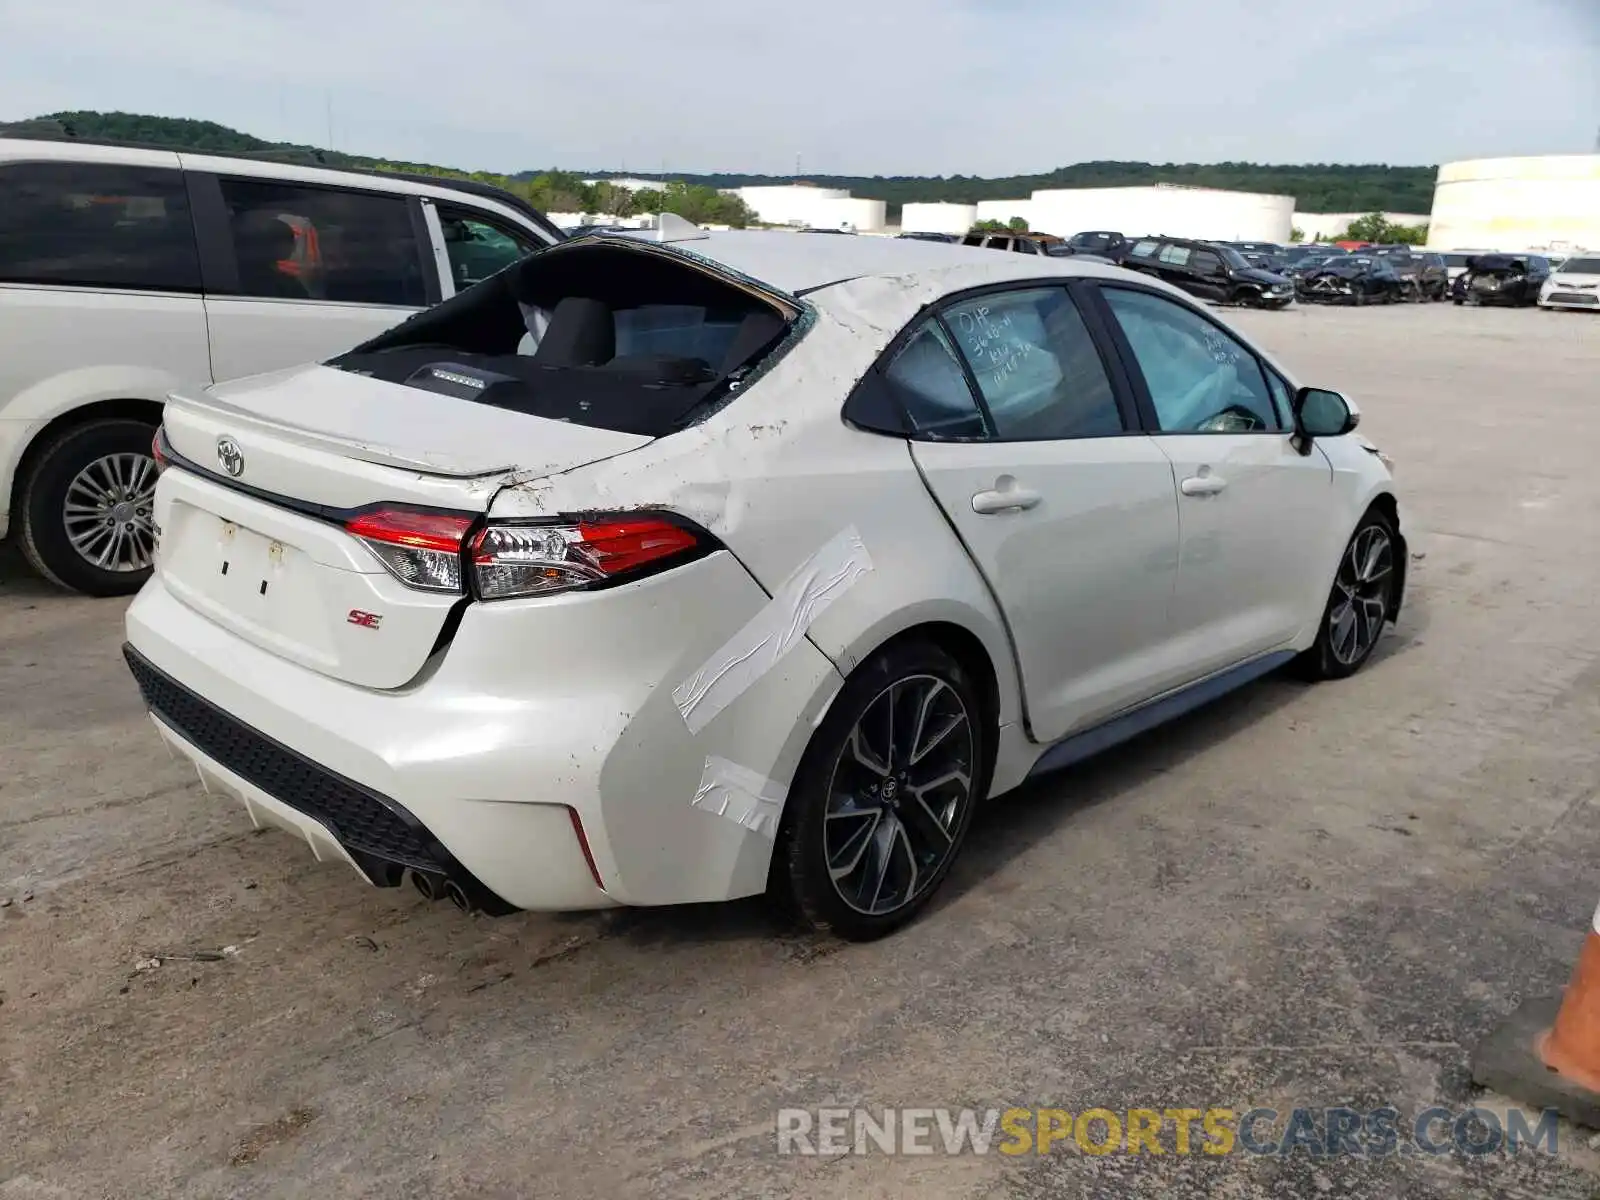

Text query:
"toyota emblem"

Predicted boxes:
[[216, 437, 245, 478]]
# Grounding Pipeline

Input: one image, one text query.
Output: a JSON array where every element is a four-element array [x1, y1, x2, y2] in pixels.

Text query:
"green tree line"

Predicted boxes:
[[11, 112, 1439, 219]]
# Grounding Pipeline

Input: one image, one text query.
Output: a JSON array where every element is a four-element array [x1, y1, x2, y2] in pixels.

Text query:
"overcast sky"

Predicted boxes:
[[1, 0, 1595, 177]]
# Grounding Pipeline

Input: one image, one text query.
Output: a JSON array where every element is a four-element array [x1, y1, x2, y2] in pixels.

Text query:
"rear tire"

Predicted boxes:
[[17, 419, 159, 597], [1296, 509, 1398, 681], [771, 640, 989, 941]]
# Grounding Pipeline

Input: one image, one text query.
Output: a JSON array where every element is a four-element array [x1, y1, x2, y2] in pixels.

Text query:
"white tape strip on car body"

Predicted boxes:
[[692, 756, 787, 839], [672, 526, 872, 735]]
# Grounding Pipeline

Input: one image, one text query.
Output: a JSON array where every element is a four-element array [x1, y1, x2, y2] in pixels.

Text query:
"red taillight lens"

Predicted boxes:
[[345, 507, 474, 594], [151, 427, 170, 471], [471, 515, 703, 601]]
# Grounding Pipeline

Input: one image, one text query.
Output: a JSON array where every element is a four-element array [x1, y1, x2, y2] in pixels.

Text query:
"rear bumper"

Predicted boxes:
[[126, 647, 550, 912], [124, 553, 843, 911]]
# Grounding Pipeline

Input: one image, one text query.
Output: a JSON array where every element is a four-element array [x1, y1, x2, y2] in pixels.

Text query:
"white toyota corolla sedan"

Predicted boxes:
[[125, 222, 1405, 939]]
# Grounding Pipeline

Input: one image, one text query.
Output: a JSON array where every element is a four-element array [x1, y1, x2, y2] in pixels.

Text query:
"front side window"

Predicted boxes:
[[0, 162, 199, 291], [883, 321, 987, 440], [1101, 287, 1280, 434], [1190, 250, 1223, 276], [1263, 368, 1295, 428], [942, 288, 1124, 440], [437, 205, 539, 290], [218, 178, 426, 306], [1158, 244, 1192, 266]]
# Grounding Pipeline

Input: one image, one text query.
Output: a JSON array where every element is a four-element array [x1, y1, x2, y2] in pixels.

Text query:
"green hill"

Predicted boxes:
[[7, 111, 1437, 215]]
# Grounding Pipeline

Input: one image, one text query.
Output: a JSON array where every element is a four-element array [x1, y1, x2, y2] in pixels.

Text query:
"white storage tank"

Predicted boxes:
[[733, 185, 850, 227], [901, 202, 979, 235], [1027, 185, 1295, 242], [1427, 156, 1600, 252], [815, 197, 888, 233]]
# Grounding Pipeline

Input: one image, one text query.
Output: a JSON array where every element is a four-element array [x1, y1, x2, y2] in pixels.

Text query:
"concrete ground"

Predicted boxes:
[[3, 302, 1600, 1198]]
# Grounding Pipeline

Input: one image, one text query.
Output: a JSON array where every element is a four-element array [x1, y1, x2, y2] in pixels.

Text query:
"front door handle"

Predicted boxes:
[[1180, 474, 1228, 497], [971, 482, 1042, 514]]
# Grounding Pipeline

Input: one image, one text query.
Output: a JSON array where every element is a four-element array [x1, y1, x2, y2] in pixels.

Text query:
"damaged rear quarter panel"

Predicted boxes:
[[487, 295, 1024, 808]]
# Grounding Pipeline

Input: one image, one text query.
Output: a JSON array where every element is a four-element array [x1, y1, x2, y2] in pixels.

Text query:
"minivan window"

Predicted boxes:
[[0, 162, 200, 292], [218, 178, 427, 306], [437, 204, 541, 290]]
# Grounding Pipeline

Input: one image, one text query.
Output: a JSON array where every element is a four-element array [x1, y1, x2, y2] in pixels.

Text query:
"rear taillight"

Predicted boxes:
[[471, 515, 704, 600], [346, 507, 474, 594], [151, 427, 170, 472]]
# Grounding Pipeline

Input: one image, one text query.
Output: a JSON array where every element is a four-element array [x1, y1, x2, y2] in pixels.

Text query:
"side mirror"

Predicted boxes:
[[1292, 387, 1358, 454]]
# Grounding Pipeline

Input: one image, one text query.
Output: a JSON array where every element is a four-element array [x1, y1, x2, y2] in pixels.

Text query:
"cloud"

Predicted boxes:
[[0, 0, 1593, 174]]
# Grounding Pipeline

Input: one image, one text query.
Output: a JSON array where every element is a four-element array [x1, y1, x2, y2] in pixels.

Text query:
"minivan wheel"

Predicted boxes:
[[1296, 510, 1398, 681], [772, 640, 987, 941], [17, 419, 159, 597]]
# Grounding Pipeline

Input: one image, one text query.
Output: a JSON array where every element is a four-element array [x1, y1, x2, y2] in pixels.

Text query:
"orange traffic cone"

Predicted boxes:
[[1474, 897, 1600, 1127]]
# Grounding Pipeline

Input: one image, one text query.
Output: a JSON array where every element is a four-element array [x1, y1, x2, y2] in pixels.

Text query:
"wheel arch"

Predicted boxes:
[[8, 399, 165, 532], [1364, 490, 1407, 622], [825, 618, 1008, 804]]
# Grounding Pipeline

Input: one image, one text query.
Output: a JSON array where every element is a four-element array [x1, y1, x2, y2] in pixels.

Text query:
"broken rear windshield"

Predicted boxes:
[[327, 241, 797, 438]]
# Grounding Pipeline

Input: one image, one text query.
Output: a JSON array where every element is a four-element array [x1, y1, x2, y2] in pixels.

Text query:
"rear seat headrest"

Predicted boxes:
[[532, 297, 614, 367]]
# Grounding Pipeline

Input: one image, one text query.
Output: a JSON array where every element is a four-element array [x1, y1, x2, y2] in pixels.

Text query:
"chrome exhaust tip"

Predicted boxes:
[[411, 870, 446, 902], [443, 880, 474, 914]]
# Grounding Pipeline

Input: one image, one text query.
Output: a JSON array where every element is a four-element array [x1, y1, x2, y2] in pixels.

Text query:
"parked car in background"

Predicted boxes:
[[1064, 230, 1131, 263], [1300, 255, 1405, 305], [1285, 254, 1345, 288], [1225, 241, 1286, 259], [0, 137, 563, 595], [1438, 251, 1485, 285], [1285, 245, 1346, 268], [1451, 254, 1550, 307], [898, 231, 959, 243], [124, 229, 1403, 938], [1538, 254, 1600, 311], [1239, 249, 1291, 274], [962, 231, 1063, 256], [1123, 237, 1295, 308], [1380, 251, 1449, 301]]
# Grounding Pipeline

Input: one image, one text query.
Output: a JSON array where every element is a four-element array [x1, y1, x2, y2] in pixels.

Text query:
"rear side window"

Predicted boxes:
[[1158, 244, 1192, 266], [942, 287, 1125, 440], [1129, 240, 1160, 259], [0, 162, 199, 291], [218, 178, 427, 306], [883, 322, 987, 440]]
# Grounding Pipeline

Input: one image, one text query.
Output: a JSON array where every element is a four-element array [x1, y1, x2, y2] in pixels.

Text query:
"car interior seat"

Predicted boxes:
[[232, 211, 310, 300], [530, 297, 615, 367]]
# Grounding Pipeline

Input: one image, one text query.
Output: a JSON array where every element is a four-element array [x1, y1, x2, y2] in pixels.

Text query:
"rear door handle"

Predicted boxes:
[[1180, 474, 1228, 497], [971, 485, 1041, 515]]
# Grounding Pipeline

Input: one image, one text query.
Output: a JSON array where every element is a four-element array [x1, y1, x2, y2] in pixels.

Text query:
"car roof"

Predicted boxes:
[[659, 229, 1111, 294]]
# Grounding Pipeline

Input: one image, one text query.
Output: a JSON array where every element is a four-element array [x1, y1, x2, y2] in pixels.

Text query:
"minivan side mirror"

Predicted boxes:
[[1292, 387, 1358, 454]]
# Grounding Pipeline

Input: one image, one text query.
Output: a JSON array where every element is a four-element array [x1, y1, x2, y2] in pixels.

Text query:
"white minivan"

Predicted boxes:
[[0, 138, 563, 594]]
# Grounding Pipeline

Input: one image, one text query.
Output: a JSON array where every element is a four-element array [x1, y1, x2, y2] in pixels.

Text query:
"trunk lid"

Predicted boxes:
[[157, 364, 651, 689]]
